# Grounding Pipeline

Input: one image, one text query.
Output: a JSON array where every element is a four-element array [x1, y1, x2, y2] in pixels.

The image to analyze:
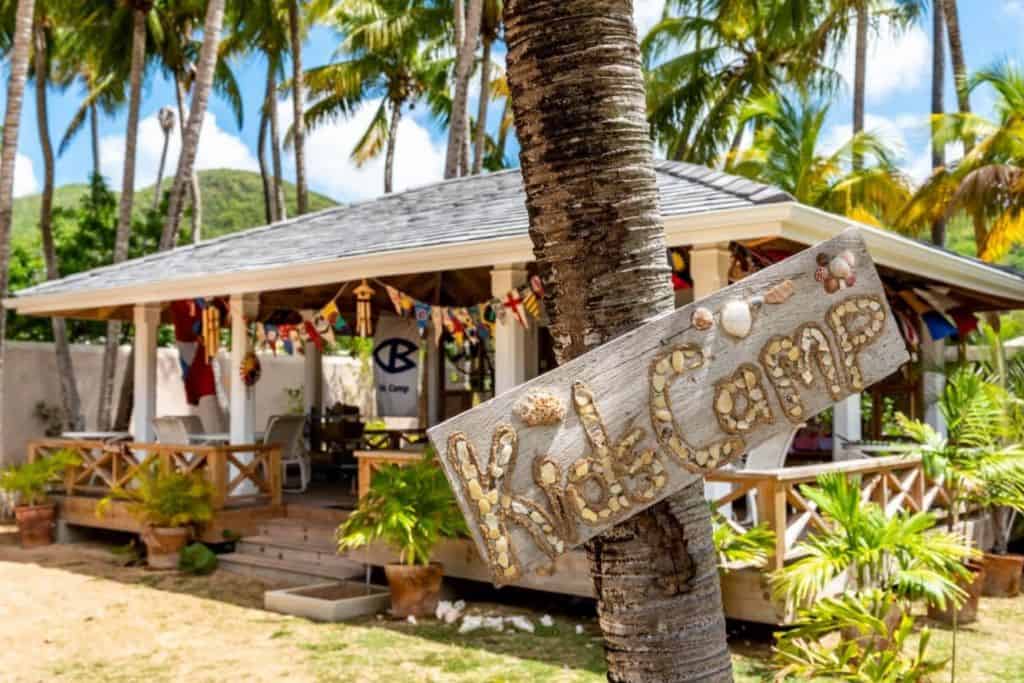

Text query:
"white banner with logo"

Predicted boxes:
[[373, 313, 421, 417]]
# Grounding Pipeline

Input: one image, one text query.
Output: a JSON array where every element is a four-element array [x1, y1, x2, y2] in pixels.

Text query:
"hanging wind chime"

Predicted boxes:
[[354, 279, 376, 338], [202, 302, 221, 361]]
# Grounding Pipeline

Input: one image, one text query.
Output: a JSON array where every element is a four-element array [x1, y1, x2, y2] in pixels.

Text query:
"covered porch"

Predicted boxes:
[[9, 163, 1024, 618]]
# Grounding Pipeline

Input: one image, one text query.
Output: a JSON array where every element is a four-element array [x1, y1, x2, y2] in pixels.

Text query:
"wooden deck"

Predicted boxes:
[[29, 438, 285, 542]]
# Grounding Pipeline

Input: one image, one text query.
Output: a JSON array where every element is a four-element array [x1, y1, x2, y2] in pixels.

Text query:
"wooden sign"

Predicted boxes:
[[427, 228, 910, 584]]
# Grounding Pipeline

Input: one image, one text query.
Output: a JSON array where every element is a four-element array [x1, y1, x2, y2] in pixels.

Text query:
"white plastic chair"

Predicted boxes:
[[738, 426, 800, 525], [265, 414, 310, 493], [152, 417, 192, 444]]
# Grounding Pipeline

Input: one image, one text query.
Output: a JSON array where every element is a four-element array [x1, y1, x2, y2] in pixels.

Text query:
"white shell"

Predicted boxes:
[[829, 255, 853, 280], [720, 300, 752, 338], [692, 307, 715, 331]]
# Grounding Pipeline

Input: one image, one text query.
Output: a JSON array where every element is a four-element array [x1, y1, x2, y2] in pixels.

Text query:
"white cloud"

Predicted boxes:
[[100, 110, 258, 190], [634, 0, 666, 36], [13, 153, 38, 197], [282, 98, 446, 201], [1006, 1, 1024, 20], [838, 16, 930, 102]]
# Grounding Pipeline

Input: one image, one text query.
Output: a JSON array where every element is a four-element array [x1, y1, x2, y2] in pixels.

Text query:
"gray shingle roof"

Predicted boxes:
[[15, 161, 793, 299]]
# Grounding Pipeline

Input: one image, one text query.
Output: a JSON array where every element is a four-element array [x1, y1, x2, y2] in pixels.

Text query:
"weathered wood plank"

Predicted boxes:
[[427, 228, 910, 583]]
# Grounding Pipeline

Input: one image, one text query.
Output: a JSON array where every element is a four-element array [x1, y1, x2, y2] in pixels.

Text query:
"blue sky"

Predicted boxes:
[[3, 1, 1023, 204]]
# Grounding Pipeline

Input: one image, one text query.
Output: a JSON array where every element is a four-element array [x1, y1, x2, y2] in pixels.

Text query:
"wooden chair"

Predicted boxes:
[[265, 414, 310, 493]]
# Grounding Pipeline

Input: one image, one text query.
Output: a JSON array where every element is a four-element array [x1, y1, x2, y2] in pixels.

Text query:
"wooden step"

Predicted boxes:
[[285, 504, 351, 525], [237, 535, 350, 568], [218, 552, 365, 586], [256, 518, 339, 546]]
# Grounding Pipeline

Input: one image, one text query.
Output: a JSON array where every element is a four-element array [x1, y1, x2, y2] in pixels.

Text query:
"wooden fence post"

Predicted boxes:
[[208, 448, 228, 510]]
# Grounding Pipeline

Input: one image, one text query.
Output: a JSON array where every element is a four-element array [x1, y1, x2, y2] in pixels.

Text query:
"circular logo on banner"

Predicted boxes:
[[374, 338, 418, 373]]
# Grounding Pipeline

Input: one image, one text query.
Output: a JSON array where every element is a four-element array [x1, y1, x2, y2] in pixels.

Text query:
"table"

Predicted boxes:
[[355, 449, 426, 499], [61, 431, 132, 441]]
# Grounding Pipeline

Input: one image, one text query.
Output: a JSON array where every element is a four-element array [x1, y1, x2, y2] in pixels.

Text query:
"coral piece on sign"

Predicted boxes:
[[692, 307, 715, 331], [764, 279, 795, 304], [512, 390, 566, 427]]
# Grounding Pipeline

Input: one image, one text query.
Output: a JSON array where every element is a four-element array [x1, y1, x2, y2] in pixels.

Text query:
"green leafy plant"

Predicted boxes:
[[337, 452, 466, 566], [898, 365, 1024, 553], [0, 449, 81, 507], [179, 543, 218, 575], [770, 473, 976, 610], [711, 514, 776, 571], [774, 589, 948, 682], [97, 468, 214, 529]]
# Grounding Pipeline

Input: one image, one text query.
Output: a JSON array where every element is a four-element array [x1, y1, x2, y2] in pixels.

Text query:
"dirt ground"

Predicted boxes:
[[3, 527, 1024, 682]]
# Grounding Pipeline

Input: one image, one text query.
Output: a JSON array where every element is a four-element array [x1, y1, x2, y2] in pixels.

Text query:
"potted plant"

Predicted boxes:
[[900, 366, 1024, 600], [0, 449, 80, 547], [98, 468, 214, 569], [337, 451, 466, 618]]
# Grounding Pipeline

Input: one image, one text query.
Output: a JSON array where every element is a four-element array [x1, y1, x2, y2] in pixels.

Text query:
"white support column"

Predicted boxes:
[[921, 326, 948, 438], [491, 265, 530, 396], [832, 395, 862, 460], [690, 242, 732, 299], [229, 294, 259, 445], [131, 304, 161, 442], [302, 310, 323, 415]]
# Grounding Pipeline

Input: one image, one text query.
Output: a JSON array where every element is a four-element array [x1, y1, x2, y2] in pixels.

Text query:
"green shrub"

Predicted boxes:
[[98, 468, 214, 529], [179, 543, 218, 575], [0, 449, 80, 506], [711, 514, 776, 570], [337, 452, 466, 565]]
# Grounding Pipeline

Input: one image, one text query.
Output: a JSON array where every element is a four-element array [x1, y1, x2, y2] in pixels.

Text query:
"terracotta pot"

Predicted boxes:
[[982, 552, 1024, 598], [384, 562, 444, 618], [142, 527, 189, 569], [928, 561, 985, 625], [13, 503, 55, 548]]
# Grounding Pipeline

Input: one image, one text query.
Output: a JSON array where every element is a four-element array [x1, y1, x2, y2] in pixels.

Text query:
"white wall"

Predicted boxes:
[[1, 341, 370, 465]]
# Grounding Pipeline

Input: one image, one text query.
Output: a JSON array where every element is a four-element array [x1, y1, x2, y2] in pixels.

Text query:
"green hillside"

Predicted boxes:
[[11, 169, 338, 244]]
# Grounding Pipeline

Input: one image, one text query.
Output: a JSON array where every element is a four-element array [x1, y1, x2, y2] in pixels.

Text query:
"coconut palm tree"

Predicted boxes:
[[160, 0, 227, 251], [770, 472, 975, 610], [942, 0, 973, 150], [898, 62, 1024, 261], [301, 0, 450, 193], [445, 0, 483, 178], [504, 0, 732, 679], [31, 2, 84, 430], [287, 0, 307, 214], [930, 0, 946, 245], [56, 65, 124, 179], [642, 0, 838, 166], [727, 92, 912, 227], [152, 106, 176, 210], [0, 0, 37, 364], [470, 0, 501, 175]]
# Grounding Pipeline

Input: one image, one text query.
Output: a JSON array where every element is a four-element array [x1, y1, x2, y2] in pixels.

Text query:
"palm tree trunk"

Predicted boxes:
[[942, 0, 973, 150], [0, 0, 37, 429], [267, 59, 286, 222], [174, 75, 202, 237], [445, 0, 484, 179], [471, 38, 493, 174], [930, 2, 946, 246], [504, 1, 732, 680], [99, 7, 146, 431], [852, 4, 868, 169], [35, 25, 84, 431], [288, 0, 308, 215], [90, 101, 101, 179], [258, 107, 274, 224], [384, 101, 402, 194], [161, 0, 226, 251], [153, 127, 172, 212]]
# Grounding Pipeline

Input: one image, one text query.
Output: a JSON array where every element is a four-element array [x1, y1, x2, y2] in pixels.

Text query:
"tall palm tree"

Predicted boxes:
[[152, 106, 176, 210], [728, 92, 912, 227], [160, 0, 227, 251], [301, 0, 449, 193], [32, 3, 83, 430], [0, 0, 37, 377], [942, 0, 972, 150], [288, 0, 308, 214], [899, 62, 1024, 261], [642, 0, 838, 165], [470, 0, 501, 175], [445, 0, 483, 178], [505, 0, 732, 679], [930, 0, 946, 245]]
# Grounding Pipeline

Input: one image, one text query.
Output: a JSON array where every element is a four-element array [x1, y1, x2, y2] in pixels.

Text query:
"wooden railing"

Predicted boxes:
[[706, 455, 960, 570], [28, 439, 282, 510]]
